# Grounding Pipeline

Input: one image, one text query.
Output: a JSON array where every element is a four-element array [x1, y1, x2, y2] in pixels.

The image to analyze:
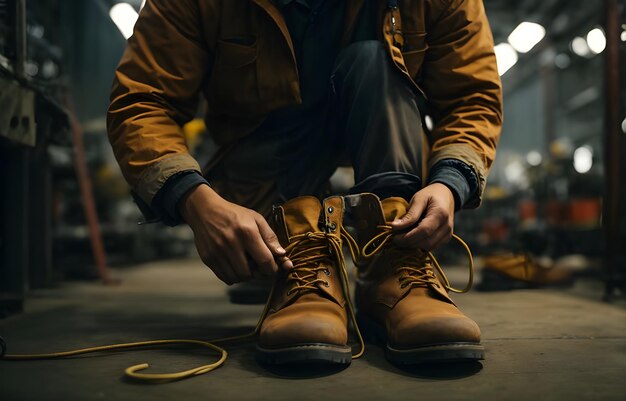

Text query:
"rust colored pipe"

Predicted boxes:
[[65, 93, 119, 286]]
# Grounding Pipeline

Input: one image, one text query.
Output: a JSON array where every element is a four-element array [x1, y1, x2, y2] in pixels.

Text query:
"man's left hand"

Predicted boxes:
[[390, 183, 455, 251]]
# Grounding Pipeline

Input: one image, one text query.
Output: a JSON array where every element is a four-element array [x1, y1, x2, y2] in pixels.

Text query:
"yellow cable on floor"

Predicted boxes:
[[1, 308, 266, 383], [0, 280, 274, 383], [3, 339, 228, 382], [0, 231, 365, 383]]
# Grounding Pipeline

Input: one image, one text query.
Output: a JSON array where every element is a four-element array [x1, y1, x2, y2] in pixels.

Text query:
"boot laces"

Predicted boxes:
[[284, 231, 337, 296], [355, 225, 475, 294]]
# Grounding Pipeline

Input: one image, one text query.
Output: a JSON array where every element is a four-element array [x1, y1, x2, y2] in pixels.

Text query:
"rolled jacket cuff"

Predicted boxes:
[[428, 143, 486, 209], [428, 159, 478, 211], [152, 171, 210, 226], [134, 153, 203, 204]]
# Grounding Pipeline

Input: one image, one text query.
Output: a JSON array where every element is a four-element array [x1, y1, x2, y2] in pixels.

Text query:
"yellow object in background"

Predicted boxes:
[[183, 118, 207, 154]]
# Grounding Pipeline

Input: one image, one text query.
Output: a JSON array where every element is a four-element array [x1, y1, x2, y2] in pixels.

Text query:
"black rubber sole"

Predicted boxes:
[[357, 314, 485, 365], [477, 269, 574, 292], [386, 343, 485, 364], [256, 343, 353, 365]]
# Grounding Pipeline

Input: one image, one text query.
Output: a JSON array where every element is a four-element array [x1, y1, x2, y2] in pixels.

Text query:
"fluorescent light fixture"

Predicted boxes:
[[526, 151, 543, 166], [571, 36, 591, 57], [494, 43, 518, 76], [573, 146, 593, 174], [508, 22, 546, 53], [586, 28, 606, 54], [109, 3, 139, 40]]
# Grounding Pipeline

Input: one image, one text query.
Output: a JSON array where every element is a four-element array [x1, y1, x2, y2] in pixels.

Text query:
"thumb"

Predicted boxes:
[[256, 216, 285, 256], [391, 194, 428, 231], [256, 216, 293, 270]]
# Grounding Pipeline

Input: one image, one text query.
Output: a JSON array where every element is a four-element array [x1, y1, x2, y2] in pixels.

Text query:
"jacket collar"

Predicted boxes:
[[252, 0, 367, 60], [252, 0, 297, 62]]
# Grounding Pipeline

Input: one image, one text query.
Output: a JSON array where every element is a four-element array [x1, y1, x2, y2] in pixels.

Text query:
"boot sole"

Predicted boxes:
[[256, 344, 352, 365], [357, 314, 485, 364]]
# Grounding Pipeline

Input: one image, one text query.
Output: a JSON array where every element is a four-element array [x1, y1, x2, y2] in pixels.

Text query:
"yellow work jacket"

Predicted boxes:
[[107, 0, 502, 208]]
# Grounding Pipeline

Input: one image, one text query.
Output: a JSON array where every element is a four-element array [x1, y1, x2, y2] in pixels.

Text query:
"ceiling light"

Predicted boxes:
[[571, 36, 591, 57], [526, 151, 543, 166], [586, 28, 606, 54], [508, 22, 546, 53], [504, 160, 525, 184], [621, 117, 626, 134], [573, 146, 593, 174], [494, 43, 518, 76], [109, 3, 139, 40], [621, 31, 626, 42]]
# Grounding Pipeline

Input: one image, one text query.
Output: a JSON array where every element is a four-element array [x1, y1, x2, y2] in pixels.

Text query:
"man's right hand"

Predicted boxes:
[[179, 184, 292, 285]]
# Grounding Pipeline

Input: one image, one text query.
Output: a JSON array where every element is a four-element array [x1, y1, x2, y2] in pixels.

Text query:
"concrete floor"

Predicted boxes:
[[1, 258, 625, 401]]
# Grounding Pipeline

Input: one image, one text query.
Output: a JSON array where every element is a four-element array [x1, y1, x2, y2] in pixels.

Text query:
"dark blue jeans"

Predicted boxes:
[[206, 41, 424, 216]]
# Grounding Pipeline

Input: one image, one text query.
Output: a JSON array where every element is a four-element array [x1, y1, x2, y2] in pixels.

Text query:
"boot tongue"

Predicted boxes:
[[381, 197, 409, 223], [282, 196, 323, 237]]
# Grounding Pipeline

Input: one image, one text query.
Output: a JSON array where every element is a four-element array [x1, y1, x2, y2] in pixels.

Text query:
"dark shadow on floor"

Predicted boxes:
[[257, 362, 350, 379], [391, 361, 483, 379], [232, 343, 350, 379]]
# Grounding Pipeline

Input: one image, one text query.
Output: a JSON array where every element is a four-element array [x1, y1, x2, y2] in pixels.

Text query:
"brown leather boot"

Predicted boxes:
[[478, 253, 573, 291], [344, 193, 484, 364], [257, 196, 352, 365]]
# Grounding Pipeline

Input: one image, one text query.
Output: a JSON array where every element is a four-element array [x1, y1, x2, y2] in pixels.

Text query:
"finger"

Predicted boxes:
[[246, 255, 265, 279], [276, 255, 293, 271], [256, 216, 286, 256], [211, 257, 236, 285], [394, 211, 446, 248], [245, 226, 279, 276], [194, 234, 234, 285], [224, 241, 253, 283], [419, 224, 452, 251], [391, 194, 429, 231], [256, 216, 293, 270]]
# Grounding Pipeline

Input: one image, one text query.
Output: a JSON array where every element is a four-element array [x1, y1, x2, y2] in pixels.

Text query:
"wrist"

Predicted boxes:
[[429, 182, 455, 200], [179, 184, 217, 223], [426, 182, 456, 212], [428, 160, 477, 210]]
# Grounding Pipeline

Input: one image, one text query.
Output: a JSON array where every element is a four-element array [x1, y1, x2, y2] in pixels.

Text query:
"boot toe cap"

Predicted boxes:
[[389, 314, 481, 349], [259, 308, 348, 348]]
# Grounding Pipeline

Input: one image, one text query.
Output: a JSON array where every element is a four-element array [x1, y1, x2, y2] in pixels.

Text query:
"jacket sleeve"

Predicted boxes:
[[107, 0, 217, 204], [421, 0, 503, 208]]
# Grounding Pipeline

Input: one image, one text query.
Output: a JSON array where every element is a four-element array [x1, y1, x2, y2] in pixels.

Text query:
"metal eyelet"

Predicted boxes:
[[324, 269, 331, 276], [327, 206, 334, 214], [329, 222, 337, 231]]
